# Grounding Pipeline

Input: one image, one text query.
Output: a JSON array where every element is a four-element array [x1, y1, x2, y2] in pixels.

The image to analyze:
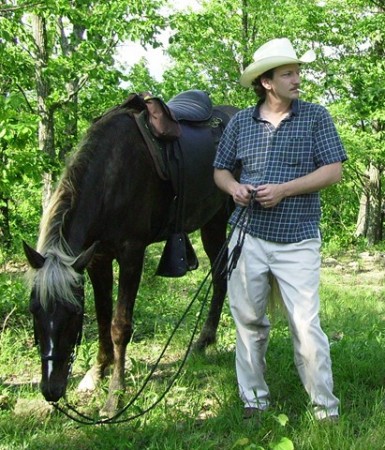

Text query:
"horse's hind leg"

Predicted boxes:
[[78, 256, 114, 392], [194, 205, 229, 351]]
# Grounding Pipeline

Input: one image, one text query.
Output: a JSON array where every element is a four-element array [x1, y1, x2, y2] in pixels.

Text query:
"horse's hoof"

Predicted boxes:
[[77, 368, 100, 392], [99, 401, 119, 419], [193, 334, 216, 352]]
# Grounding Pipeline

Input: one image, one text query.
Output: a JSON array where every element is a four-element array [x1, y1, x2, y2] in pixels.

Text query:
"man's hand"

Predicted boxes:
[[255, 184, 285, 208], [213, 168, 256, 207], [232, 184, 256, 207]]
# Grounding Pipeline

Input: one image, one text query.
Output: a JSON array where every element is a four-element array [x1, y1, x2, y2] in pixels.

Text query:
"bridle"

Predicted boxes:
[[33, 309, 83, 381]]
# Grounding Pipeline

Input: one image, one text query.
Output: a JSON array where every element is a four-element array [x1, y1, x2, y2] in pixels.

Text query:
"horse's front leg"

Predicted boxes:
[[100, 248, 144, 418], [78, 256, 114, 392]]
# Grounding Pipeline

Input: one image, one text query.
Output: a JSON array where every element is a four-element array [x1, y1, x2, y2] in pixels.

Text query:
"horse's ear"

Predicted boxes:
[[72, 241, 99, 272], [23, 241, 46, 269]]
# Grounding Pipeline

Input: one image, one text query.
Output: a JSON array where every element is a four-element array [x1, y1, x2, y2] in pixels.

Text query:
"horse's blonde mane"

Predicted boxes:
[[27, 108, 129, 310], [28, 246, 84, 311], [28, 148, 92, 311]]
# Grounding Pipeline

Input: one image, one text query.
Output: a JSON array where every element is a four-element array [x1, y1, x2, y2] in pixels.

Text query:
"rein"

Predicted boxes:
[[52, 195, 255, 425]]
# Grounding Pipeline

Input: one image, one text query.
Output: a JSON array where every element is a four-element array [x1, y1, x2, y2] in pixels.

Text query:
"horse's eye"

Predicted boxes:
[[29, 299, 41, 315]]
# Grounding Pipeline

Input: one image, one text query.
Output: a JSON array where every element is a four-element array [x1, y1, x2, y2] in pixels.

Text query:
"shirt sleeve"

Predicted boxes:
[[213, 113, 239, 171], [313, 106, 348, 167]]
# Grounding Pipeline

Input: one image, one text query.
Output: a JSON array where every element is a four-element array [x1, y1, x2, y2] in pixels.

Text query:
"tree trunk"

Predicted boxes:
[[57, 21, 85, 162], [0, 159, 11, 251], [355, 191, 369, 237], [367, 163, 383, 244], [32, 13, 55, 211], [355, 163, 383, 244], [0, 126, 11, 250]]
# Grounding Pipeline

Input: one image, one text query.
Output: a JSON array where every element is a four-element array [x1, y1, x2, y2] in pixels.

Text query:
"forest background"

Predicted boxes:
[[1, 1, 385, 449], [1, 0, 385, 260]]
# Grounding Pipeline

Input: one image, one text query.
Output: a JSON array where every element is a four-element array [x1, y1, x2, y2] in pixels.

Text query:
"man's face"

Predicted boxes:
[[263, 64, 301, 101]]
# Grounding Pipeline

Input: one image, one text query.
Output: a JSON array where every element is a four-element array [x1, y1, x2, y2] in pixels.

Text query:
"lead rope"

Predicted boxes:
[[227, 190, 255, 279], [53, 194, 255, 425], [53, 270, 215, 425]]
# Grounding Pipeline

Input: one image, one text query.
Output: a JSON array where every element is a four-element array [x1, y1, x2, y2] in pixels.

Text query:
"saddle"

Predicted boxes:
[[122, 90, 228, 277]]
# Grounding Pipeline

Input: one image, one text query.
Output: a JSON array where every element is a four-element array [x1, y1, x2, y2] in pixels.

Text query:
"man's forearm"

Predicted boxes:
[[213, 168, 239, 196], [281, 162, 343, 198]]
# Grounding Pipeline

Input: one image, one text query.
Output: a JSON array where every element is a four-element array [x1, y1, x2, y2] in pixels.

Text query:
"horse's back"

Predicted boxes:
[[52, 97, 238, 250]]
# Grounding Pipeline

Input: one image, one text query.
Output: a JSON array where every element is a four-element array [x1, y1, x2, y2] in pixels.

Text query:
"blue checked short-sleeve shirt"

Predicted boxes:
[[214, 99, 347, 243]]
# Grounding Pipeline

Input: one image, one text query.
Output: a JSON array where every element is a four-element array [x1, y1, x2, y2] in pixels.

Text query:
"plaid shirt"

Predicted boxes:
[[214, 99, 347, 243]]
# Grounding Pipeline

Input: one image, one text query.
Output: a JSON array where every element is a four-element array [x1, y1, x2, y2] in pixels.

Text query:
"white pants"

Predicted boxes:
[[228, 229, 339, 419]]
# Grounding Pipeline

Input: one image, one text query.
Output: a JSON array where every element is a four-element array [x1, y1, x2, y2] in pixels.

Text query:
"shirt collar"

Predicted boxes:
[[252, 99, 300, 121]]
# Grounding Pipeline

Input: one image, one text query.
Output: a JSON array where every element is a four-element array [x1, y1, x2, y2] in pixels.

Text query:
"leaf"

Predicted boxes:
[[275, 413, 289, 426], [232, 437, 250, 448], [271, 437, 295, 450]]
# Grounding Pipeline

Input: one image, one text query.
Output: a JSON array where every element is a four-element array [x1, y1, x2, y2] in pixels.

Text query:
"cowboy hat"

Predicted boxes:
[[240, 38, 316, 88]]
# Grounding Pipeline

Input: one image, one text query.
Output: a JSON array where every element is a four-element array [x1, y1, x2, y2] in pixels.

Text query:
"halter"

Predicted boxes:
[[34, 310, 83, 377]]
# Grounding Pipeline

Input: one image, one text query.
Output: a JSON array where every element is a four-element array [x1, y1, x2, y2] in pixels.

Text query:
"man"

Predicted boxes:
[[213, 38, 347, 421]]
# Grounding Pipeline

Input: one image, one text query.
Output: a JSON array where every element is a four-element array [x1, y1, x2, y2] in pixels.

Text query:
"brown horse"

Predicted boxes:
[[24, 90, 238, 417]]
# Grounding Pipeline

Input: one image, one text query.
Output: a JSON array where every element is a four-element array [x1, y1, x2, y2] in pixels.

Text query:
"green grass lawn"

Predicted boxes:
[[1, 243, 385, 449]]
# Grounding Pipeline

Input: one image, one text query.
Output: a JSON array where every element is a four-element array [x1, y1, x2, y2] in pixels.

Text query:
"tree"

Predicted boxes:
[[1, 0, 385, 252], [0, 0, 166, 253], [316, 0, 385, 244]]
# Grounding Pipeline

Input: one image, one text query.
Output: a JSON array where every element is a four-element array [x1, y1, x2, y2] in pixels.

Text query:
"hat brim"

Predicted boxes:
[[239, 50, 316, 88]]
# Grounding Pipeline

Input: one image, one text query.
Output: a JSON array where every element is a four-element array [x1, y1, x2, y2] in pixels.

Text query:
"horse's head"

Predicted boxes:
[[29, 284, 84, 402], [23, 241, 97, 402]]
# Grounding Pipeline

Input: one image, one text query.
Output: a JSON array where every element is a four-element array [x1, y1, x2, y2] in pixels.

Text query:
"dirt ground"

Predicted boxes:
[[322, 251, 385, 291]]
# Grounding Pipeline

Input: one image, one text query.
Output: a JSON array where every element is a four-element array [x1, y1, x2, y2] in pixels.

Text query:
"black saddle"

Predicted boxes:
[[167, 90, 213, 122], [121, 90, 234, 278]]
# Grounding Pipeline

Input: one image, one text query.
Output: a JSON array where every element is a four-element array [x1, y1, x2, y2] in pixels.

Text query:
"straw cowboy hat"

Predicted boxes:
[[240, 38, 316, 88]]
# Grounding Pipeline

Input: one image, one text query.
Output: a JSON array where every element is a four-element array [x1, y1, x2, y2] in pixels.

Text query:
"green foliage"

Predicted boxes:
[[0, 92, 44, 256], [320, 180, 359, 247], [0, 0, 169, 253], [1, 0, 385, 253]]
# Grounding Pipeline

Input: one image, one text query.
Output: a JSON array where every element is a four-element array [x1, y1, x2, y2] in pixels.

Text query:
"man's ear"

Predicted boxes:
[[260, 76, 272, 91]]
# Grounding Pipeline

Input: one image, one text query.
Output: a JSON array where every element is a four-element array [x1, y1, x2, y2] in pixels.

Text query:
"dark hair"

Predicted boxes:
[[251, 68, 275, 99]]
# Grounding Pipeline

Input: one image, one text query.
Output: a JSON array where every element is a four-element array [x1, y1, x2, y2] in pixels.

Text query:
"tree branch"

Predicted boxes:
[[16, 83, 35, 113], [0, 2, 44, 15]]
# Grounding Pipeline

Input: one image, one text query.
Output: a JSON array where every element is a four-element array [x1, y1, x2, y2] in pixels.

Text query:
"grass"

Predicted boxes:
[[1, 239, 385, 449]]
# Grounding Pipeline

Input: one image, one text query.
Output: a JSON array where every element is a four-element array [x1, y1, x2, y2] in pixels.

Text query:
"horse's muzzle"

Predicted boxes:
[[41, 380, 66, 402]]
